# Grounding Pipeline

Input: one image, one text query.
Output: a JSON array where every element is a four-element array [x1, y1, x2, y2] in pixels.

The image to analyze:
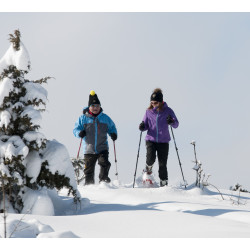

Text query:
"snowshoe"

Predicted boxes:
[[142, 170, 156, 188]]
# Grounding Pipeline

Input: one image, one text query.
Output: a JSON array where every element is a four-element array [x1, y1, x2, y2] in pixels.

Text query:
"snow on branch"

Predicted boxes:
[[0, 30, 80, 214]]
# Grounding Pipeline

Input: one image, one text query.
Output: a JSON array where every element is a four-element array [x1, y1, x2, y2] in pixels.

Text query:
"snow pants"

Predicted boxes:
[[84, 151, 111, 185], [146, 141, 169, 181]]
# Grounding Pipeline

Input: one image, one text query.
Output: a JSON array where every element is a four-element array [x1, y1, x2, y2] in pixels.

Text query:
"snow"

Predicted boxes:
[[0, 135, 29, 160], [24, 151, 42, 183], [23, 131, 46, 148], [0, 110, 11, 128], [12, 171, 23, 185], [193, 164, 200, 170], [0, 162, 11, 177], [37, 230, 79, 238], [12, 101, 24, 110], [21, 187, 55, 216], [21, 106, 42, 125], [41, 140, 79, 191], [0, 78, 14, 105], [0, 198, 16, 214], [0, 41, 30, 73], [20, 81, 48, 106], [191, 140, 196, 145], [0, 218, 57, 238], [1, 181, 250, 240]]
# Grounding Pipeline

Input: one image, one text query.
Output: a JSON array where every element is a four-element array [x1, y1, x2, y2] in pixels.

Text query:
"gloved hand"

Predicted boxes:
[[79, 130, 86, 138], [110, 133, 117, 141], [166, 115, 174, 125], [139, 121, 145, 131], [83, 107, 89, 114]]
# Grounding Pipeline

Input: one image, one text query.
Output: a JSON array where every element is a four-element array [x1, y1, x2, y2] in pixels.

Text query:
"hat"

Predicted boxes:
[[150, 88, 163, 102], [88, 90, 101, 106]]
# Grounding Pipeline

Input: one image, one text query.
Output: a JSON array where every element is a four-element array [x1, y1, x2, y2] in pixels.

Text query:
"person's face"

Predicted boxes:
[[151, 101, 159, 108], [89, 104, 101, 114]]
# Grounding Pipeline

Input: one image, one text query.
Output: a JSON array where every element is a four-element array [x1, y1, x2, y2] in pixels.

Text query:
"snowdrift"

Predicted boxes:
[[1, 182, 250, 238]]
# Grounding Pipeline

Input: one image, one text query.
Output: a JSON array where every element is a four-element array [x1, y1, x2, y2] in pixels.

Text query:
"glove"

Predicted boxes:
[[139, 121, 145, 131], [110, 133, 117, 141], [79, 130, 86, 138], [166, 115, 174, 125], [83, 107, 88, 114]]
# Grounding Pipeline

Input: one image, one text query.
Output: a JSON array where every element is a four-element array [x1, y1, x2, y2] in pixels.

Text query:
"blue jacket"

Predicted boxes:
[[73, 108, 117, 154]]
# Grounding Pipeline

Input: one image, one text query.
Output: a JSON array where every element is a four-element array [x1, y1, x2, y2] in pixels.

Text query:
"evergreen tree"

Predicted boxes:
[[0, 30, 80, 213]]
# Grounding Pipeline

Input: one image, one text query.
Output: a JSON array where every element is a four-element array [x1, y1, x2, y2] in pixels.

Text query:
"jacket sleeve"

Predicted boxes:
[[168, 107, 179, 129], [73, 116, 84, 138], [107, 116, 117, 136], [142, 111, 149, 131]]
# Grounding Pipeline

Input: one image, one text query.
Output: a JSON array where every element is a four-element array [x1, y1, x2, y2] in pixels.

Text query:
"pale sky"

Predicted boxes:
[[0, 12, 250, 189]]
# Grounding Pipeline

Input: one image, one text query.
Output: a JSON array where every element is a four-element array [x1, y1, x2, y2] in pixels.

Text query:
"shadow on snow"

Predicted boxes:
[[183, 208, 250, 217], [78, 201, 175, 215]]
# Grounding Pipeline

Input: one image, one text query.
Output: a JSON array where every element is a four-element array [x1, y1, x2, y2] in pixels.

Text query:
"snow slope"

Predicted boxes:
[[1, 181, 250, 239]]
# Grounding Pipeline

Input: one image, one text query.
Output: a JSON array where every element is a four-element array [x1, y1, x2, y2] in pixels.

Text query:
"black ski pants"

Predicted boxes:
[[146, 141, 169, 181], [84, 150, 111, 185]]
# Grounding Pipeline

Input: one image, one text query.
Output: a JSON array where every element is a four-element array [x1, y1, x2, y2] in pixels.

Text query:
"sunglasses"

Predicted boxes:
[[151, 101, 159, 105], [90, 104, 100, 108]]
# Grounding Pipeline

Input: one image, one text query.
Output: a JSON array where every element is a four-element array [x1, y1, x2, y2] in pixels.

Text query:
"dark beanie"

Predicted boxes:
[[88, 90, 101, 106], [150, 88, 163, 102]]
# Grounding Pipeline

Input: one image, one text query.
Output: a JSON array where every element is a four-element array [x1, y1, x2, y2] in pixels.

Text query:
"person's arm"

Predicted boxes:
[[167, 108, 179, 129], [140, 111, 149, 131], [73, 116, 85, 138], [107, 116, 118, 140]]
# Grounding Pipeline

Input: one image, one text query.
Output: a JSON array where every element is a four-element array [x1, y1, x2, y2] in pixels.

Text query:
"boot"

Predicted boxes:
[[160, 179, 168, 187], [144, 164, 153, 175], [99, 176, 111, 183], [85, 175, 95, 185], [99, 165, 111, 183]]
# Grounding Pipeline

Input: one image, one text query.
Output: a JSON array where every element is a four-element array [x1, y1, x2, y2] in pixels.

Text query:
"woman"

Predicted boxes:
[[139, 88, 179, 187]]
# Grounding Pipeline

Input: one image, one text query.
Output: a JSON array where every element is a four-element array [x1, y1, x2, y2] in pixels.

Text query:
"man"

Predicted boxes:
[[73, 90, 117, 185]]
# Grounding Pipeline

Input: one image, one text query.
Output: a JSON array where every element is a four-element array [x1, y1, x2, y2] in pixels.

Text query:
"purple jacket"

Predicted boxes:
[[142, 102, 179, 143]]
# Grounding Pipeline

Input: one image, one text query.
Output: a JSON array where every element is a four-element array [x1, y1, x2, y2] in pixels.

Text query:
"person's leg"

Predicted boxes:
[[145, 141, 157, 174], [156, 143, 169, 186], [98, 151, 111, 183], [84, 154, 98, 185]]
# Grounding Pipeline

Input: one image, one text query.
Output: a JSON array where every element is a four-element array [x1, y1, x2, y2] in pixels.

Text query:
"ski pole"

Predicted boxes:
[[77, 138, 83, 159], [133, 131, 143, 188], [170, 126, 187, 189], [113, 141, 118, 180]]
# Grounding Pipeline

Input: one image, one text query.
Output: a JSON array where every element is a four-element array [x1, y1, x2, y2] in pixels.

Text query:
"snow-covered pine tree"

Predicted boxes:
[[0, 30, 80, 214]]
